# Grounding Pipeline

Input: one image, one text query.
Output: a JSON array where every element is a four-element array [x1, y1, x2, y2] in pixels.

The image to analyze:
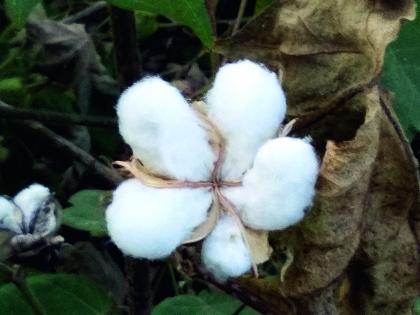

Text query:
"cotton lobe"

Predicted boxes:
[[106, 179, 212, 259], [117, 77, 215, 181], [0, 197, 23, 234], [201, 214, 252, 282], [225, 137, 319, 230], [206, 60, 287, 180], [14, 183, 51, 231]]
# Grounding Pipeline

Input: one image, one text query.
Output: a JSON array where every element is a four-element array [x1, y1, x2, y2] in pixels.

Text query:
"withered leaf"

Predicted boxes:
[[183, 202, 220, 244], [26, 19, 117, 113], [244, 228, 272, 266], [215, 0, 416, 125], [197, 0, 420, 314]]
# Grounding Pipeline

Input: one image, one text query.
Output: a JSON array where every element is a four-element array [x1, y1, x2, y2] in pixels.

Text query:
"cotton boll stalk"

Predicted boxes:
[[13, 184, 51, 232], [117, 77, 215, 181], [106, 179, 212, 260], [201, 214, 252, 282], [225, 137, 319, 230], [0, 196, 23, 234], [206, 60, 287, 180]]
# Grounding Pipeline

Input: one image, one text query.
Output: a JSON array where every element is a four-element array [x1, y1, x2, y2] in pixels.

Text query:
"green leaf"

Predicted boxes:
[[62, 190, 110, 237], [152, 291, 260, 315], [381, 4, 420, 140], [106, 0, 214, 47], [135, 12, 159, 39], [254, 0, 273, 15], [0, 273, 113, 315], [0, 136, 9, 162], [415, 297, 420, 315], [4, 0, 40, 28]]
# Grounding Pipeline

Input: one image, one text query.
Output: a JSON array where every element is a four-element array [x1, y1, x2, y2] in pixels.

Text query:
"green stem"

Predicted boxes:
[[14, 275, 47, 315], [0, 263, 46, 315], [168, 262, 180, 296]]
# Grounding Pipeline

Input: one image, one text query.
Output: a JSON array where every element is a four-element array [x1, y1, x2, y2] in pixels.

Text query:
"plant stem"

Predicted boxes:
[[232, 0, 247, 35], [109, 5, 152, 315], [109, 6, 142, 88], [0, 100, 116, 128], [125, 258, 152, 315], [168, 262, 180, 296]]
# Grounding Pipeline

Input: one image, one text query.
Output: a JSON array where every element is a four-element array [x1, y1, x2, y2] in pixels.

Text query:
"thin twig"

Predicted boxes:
[[232, 0, 248, 35], [0, 100, 116, 128], [0, 101, 122, 186], [205, 0, 217, 34], [62, 1, 108, 24]]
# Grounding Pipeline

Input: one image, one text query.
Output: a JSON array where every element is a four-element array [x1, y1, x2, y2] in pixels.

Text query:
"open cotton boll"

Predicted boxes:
[[13, 184, 51, 232], [106, 179, 212, 259], [205, 60, 286, 180], [201, 214, 251, 282], [225, 137, 319, 230], [117, 77, 215, 181], [0, 197, 23, 234]]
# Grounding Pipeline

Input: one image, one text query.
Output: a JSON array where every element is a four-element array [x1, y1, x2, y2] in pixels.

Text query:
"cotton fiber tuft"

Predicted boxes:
[[117, 77, 215, 181], [201, 214, 252, 282], [225, 137, 319, 230], [206, 60, 286, 180], [106, 179, 212, 259]]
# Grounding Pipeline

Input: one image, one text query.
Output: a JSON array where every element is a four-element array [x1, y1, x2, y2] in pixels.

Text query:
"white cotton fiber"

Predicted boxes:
[[117, 77, 215, 181], [225, 137, 319, 230], [13, 183, 51, 231], [106, 179, 212, 259], [205, 60, 287, 180], [201, 214, 251, 282], [0, 197, 23, 234]]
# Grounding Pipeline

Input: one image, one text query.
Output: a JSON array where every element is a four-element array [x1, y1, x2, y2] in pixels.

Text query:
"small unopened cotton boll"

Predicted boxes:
[[0, 196, 23, 234], [13, 184, 51, 231], [106, 179, 212, 259], [206, 60, 286, 180], [225, 137, 319, 230], [201, 214, 251, 282], [117, 77, 215, 181]]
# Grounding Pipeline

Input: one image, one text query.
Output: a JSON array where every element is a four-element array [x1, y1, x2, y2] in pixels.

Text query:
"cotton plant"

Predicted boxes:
[[106, 60, 319, 282], [0, 183, 63, 259]]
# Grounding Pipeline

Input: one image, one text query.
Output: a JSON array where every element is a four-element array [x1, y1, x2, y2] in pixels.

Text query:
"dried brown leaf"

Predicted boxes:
[[183, 202, 220, 244], [205, 1, 419, 313], [215, 0, 415, 124], [244, 228, 272, 265]]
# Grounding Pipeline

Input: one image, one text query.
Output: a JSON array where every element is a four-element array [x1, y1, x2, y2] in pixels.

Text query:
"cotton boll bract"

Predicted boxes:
[[225, 137, 319, 230], [206, 60, 287, 180], [13, 183, 51, 232], [106, 179, 212, 260], [117, 77, 215, 181], [201, 214, 252, 282], [0, 196, 23, 234], [28, 198, 61, 236]]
